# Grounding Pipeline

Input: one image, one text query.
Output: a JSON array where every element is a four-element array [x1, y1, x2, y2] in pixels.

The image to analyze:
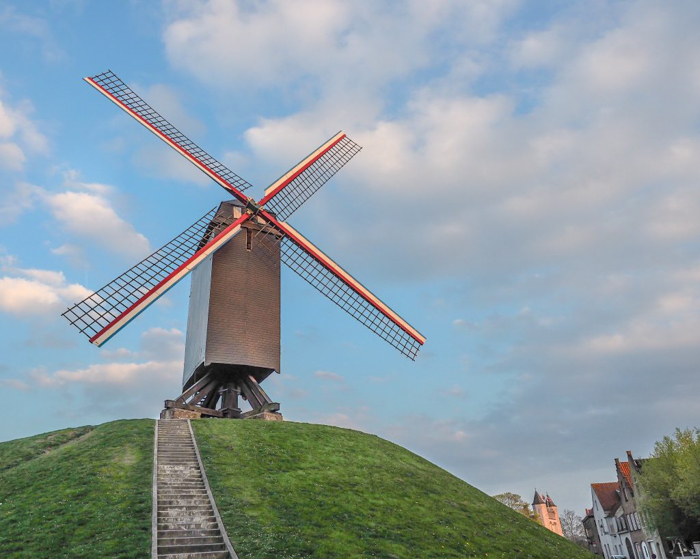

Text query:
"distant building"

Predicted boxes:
[[532, 490, 563, 536], [583, 507, 603, 556], [615, 457, 647, 559], [625, 451, 669, 559], [590, 481, 626, 558], [583, 452, 669, 559]]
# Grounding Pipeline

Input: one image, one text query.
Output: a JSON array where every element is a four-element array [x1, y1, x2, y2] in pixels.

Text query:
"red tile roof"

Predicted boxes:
[[618, 461, 634, 490], [591, 482, 621, 513]]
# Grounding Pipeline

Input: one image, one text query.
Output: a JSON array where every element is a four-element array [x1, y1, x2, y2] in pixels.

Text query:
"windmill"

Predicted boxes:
[[63, 70, 425, 419]]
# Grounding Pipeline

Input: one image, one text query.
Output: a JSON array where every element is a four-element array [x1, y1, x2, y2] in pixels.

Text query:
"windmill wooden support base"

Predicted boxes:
[[163, 369, 282, 421]]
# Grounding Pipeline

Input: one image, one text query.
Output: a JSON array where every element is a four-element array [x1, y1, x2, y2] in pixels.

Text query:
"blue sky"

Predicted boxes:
[[1, 0, 700, 515]]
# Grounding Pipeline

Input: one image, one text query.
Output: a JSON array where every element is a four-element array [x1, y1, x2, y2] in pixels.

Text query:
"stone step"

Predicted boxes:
[[158, 505, 214, 512], [158, 542, 226, 555], [158, 450, 196, 454], [158, 501, 212, 514], [159, 499, 212, 507], [158, 521, 219, 531], [158, 535, 224, 547], [159, 490, 208, 496], [158, 507, 215, 515], [158, 514, 217, 523], [154, 419, 232, 559], [158, 483, 206, 489], [158, 528, 221, 539], [157, 551, 229, 559]]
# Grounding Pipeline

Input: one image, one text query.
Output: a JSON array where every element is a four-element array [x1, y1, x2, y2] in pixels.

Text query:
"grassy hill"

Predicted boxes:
[[193, 420, 594, 559], [0, 419, 594, 559], [0, 419, 153, 559]]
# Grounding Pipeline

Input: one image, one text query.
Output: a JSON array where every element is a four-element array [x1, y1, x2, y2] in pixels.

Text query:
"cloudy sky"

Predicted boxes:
[[1, 0, 699, 514]]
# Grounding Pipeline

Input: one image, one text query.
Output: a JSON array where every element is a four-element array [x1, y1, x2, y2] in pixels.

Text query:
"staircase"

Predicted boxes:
[[154, 419, 236, 559]]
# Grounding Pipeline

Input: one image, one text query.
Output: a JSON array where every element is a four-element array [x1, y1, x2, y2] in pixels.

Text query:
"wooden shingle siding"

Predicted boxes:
[[183, 201, 281, 390], [205, 223, 281, 372]]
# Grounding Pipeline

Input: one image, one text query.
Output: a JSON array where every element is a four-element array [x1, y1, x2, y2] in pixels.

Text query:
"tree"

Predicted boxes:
[[560, 509, 586, 546], [493, 492, 537, 521], [637, 427, 700, 546]]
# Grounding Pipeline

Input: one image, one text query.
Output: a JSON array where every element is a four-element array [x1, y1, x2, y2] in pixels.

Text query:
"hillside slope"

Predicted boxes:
[[0, 419, 153, 559], [193, 420, 594, 559], [0, 419, 593, 558]]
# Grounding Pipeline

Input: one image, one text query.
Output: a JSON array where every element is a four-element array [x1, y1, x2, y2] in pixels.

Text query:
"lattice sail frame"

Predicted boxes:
[[86, 70, 251, 198], [253, 219, 423, 359], [64, 69, 425, 359], [263, 133, 362, 221], [62, 207, 236, 341]]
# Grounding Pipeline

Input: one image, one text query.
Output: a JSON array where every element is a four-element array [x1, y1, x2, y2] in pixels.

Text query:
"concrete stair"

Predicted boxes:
[[155, 420, 234, 559]]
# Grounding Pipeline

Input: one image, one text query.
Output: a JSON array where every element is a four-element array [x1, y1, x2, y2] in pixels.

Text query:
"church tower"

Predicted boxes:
[[532, 490, 564, 536]]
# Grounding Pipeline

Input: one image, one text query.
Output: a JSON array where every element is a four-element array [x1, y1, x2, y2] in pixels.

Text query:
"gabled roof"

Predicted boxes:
[[532, 490, 545, 505], [618, 461, 634, 490], [592, 482, 621, 513]]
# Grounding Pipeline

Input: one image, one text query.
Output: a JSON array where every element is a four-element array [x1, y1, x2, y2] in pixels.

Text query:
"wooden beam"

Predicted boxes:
[[176, 373, 213, 403], [187, 378, 219, 406], [201, 384, 221, 409], [238, 376, 265, 409]]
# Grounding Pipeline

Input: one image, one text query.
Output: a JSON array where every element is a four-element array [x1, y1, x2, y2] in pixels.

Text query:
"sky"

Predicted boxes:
[[0, 0, 699, 516]]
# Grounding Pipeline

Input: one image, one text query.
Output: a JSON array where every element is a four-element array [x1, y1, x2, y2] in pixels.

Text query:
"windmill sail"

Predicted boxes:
[[260, 132, 361, 221], [63, 207, 250, 346], [256, 213, 425, 360], [85, 70, 251, 200]]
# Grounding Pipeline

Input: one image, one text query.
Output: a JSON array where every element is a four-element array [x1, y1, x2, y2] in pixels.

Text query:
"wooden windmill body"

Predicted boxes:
[[63, 70, 426, 419], [181, 200, 281, 418]]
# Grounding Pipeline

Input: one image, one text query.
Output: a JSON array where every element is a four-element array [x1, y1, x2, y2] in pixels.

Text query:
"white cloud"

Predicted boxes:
[[0, 182, 42, 224], [163, 0, 517, 92], [0, 142, 25, 171], [35, 360, 177, 387], [48, 191, 150, 259], [0, 269, 89, 317], [509, 26, 568, 69], [0, 378, 30, 391], [50, 243, 86, 267], [0, 5, 64, 61], [313, 370, 343, 382], [0, 91, 48, 171], [76, 0, 697, 512], [441, 385, 467, 399], [0, 172, 150, 263], [5, 327, 186, 417]]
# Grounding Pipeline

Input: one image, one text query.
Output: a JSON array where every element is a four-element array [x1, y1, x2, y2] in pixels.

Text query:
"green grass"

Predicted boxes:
[[0, 419, 154, 559], [193, 420, 595, 559]]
